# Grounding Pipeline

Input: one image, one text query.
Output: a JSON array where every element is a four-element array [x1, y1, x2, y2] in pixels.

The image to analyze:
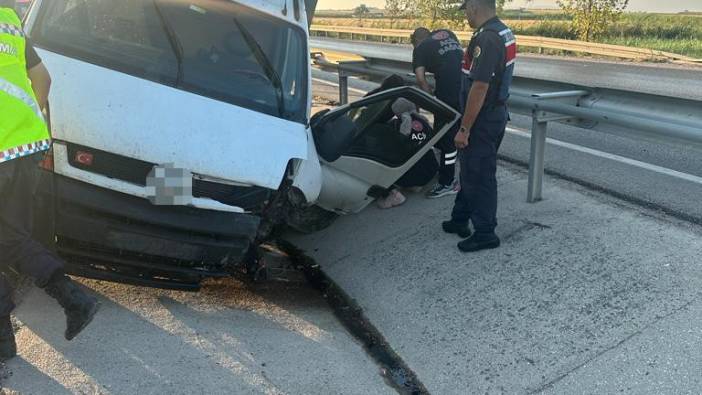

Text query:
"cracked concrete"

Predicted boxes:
[[534, 297, 698, 393], [289, 161, 702, 394], [541, 296, 702, 394]]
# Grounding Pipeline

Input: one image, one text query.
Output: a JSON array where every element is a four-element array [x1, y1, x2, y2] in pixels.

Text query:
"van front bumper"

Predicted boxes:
[[37, 173, 261, 290]]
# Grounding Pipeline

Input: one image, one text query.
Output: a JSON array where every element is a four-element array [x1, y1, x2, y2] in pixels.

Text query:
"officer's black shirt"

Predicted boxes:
[[464, 17, 505, 84], [412, 29, 463, 108]]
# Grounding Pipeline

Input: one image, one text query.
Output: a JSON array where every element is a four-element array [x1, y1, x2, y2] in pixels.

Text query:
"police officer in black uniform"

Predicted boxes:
[[442, 0, 516, 252], [411, 27, 463, 199]]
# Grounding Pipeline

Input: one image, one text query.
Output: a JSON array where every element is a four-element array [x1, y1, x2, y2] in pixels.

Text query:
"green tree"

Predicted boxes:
[[384, 0, 412, 27], [557, 0, 629, 41], [354, 4, 371, 23], [412, 0, 461, 28], [496, 0, 511, 11], [410, 0, 513, 29]]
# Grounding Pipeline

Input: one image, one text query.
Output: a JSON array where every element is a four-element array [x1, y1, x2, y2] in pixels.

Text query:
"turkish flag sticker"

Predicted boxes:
[[75, 151, 94, 166]]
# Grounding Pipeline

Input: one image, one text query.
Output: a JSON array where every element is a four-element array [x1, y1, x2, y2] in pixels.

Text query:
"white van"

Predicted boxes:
[[25, 0, 459, 289]]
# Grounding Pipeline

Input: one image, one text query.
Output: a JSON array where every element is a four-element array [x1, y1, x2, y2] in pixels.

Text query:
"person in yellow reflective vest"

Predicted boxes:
[[0, 2, 99, 360]]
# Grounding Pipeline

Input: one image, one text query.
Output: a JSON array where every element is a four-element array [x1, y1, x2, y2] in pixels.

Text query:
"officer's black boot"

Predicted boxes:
[[44, 274, 99, 341], [457, 234, 501, 253], [442, 220, 472, 238], [0, 315, 17, 361]]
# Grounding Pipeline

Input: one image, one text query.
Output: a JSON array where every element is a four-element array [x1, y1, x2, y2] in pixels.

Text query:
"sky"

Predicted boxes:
[[316, 0, 702, 13]]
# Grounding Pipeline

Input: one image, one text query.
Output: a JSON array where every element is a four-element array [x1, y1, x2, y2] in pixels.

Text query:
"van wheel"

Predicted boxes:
[[287, 205, 338, 234]]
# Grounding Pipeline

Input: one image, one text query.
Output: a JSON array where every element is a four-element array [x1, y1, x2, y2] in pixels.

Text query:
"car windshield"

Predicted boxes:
[[33, 0, 308, 123]]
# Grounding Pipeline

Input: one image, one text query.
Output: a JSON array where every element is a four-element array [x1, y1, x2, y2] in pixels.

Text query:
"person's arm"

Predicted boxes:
[[25, 40, 51, 111], [454, 82, 488, 149], [454, 33, 503, 149], [414, 66, 433, 94], [412, 45, 433, 94], [28, 62, 51, 111]]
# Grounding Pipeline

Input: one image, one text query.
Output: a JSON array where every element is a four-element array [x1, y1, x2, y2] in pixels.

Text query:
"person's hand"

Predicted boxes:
[[455, 126, 470, 149]]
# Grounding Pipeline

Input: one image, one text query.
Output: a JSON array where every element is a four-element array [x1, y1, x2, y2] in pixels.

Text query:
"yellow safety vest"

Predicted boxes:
[[0, 7, 50, 164]]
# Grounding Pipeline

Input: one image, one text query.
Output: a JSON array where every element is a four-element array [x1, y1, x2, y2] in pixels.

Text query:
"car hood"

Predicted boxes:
[[40, 49, 308, 191]]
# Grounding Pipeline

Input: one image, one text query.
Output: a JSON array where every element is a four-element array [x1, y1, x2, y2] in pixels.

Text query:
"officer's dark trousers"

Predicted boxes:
[[451, 105, 508, 237], [0, 154, 63, 316]]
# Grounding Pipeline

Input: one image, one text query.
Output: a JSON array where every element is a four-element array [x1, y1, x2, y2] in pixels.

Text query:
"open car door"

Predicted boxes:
[[311, 86, 461, 214]]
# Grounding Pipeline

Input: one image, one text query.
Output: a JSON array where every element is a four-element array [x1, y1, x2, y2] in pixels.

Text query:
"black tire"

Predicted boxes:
[[286, 205, 338, 234]]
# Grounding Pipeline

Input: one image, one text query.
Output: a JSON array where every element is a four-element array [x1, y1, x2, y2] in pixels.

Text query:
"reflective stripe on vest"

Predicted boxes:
[[0, 139, 51, 162], [0, 7, 50, 164], [498, 28, 517, 68], [0, 23, 24, 37], [0, 75, 44, 120]]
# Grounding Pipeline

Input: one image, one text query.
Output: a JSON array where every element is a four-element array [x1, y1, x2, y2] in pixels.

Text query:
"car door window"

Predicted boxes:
[[313, 87, 460, 214], [313, 87, 458, 168]]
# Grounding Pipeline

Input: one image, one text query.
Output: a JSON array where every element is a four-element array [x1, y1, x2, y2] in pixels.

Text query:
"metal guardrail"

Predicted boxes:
[[311, 25, 702, 63], [312, 49, 702, 203]]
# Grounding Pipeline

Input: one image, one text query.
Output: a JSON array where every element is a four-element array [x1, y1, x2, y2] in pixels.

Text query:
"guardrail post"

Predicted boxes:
[[527, 116, 548, 203], [338, 71, 349, 105]]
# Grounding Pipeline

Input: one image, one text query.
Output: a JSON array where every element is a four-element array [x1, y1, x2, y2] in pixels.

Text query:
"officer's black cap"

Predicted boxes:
[[460, 0, 496, 9]]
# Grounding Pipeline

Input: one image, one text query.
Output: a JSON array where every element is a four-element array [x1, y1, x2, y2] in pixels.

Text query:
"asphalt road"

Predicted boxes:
[[311, 68, 702, 222], [502, 114, 702, 222], [310, 37, 702, 100]]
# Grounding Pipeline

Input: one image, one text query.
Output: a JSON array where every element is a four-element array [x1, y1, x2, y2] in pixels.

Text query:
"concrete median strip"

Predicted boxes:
[[288, 162, 702, 393]]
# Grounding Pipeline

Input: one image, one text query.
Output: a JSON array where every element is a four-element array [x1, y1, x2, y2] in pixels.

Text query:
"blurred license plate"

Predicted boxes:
[[146, 164, 193, 206]]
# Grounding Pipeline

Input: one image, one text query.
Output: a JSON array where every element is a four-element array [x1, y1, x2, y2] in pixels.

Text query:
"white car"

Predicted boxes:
[[25, 0, 460, 289]]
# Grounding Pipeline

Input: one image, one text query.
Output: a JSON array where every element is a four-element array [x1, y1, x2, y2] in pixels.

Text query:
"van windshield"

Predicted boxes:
[[34, 0, 308, 123]]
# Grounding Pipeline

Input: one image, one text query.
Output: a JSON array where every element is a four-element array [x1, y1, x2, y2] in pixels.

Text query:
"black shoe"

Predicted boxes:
[[442, 220, 472, 238], [0, 315, 17, 361], [44, 274, 100, 341], [458, 235, 501, 252]]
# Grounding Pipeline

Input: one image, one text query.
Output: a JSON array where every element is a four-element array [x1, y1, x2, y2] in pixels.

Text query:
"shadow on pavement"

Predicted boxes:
[[4, 277, 386, 394], [0, 357, 69, 394]]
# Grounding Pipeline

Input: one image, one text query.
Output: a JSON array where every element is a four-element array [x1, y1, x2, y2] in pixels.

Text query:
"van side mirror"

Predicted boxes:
[[304, 0, 318, 25]]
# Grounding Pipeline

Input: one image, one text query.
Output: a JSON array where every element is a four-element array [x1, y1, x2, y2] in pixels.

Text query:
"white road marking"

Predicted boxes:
[[506, 127, 702, 186], [311, 76, 702, 186]]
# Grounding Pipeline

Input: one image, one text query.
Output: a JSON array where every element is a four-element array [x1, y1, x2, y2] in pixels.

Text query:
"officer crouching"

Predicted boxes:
[[442, 0, 516, 252]]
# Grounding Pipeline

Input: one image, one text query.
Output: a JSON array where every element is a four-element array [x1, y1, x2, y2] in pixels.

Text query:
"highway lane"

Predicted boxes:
[[311, 69, 702, 222], [310, 37, 702, 100]]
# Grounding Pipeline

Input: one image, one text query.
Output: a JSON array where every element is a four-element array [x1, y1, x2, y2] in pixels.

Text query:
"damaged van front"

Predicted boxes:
[[25, 0, 461, 290], [25, 0, 319, 289]]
